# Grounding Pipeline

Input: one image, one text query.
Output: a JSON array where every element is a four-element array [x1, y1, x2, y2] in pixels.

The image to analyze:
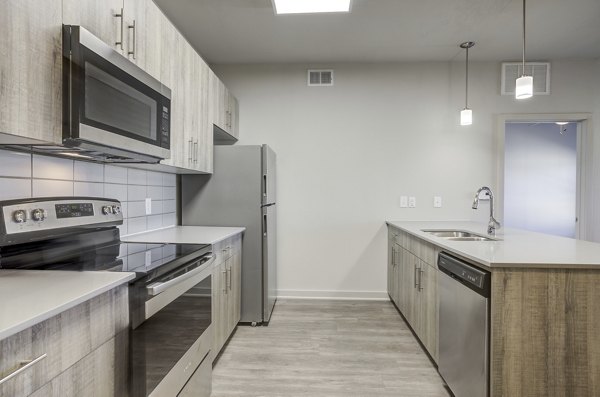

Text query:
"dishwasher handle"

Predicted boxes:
[[438, 252, 490, 297]]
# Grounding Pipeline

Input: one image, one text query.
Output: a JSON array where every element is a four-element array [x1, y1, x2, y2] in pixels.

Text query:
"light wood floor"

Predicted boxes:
[[212, 299, 450, 397]]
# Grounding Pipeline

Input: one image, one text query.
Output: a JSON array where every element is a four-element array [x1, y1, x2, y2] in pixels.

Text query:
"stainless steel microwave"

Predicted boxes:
[[62, 25, 171, 163]]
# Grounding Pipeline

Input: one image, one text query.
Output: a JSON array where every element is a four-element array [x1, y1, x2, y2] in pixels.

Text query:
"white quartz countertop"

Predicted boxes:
[[386, 221, 600, 269], [0, 270, 134, 341], [122, 226, 245, 245]]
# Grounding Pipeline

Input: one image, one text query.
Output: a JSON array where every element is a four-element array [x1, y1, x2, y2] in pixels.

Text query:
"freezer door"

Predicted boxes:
[[262, 145, 277, 205], [262, 204, 277, 323]]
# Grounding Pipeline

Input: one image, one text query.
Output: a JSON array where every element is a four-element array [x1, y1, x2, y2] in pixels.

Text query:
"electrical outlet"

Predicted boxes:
[[433, 196, 442, 208], [408, 196, 416, 208], [400, 196, 408, 208], [145, 198, 152, 215]]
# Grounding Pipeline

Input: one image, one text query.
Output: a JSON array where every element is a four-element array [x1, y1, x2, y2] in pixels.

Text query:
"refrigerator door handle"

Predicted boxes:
[[263, 174, 267, 199], [263, 214, 267, 237]]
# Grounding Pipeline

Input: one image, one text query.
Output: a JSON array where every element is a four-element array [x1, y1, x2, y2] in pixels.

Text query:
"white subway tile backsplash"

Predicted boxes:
[[74, 182, 104, 197], [128, 217, 147, 234], [104, 165, 128, 184], [128, 201, 146, 218], [147, 215, 163, 230], [163, 173, 176, 187], [0, 150, 31, 178], [151, 200, 163, 215], [33, 179, 73, 197], [163, 186, 176, 200], [147, 171, 163, 186], [74, 162, 104, 182], [128, 169, 147, 185], [104, 183, 128, 202], [33, 155, 73, 180], [0, 151, 178, 237], [0, 178, 31, 200], [163, 199, 176, 213], [147, 186, 163, 201], [128, 185, 146, 201], [162, 212, 177, 227]]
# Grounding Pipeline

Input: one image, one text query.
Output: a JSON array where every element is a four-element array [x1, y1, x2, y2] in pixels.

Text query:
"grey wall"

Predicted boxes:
[[504, 122, 578, 238], [213, 60, 600, 299], [0, 149, 177, 236]]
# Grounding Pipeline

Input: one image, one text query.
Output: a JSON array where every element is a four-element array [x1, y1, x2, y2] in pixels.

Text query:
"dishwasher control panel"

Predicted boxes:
[[438, 253, 490, 293]]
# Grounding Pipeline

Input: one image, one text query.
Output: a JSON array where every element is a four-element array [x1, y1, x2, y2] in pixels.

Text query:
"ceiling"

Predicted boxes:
[[154, 0, 600, 64]]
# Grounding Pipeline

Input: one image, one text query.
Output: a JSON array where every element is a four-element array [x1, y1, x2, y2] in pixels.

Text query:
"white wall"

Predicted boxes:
[[504, 122, 577, 238], [214, 60, 600, 299]]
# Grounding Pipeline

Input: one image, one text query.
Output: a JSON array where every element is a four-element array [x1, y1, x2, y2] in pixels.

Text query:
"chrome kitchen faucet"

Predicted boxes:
[[472, 186, 501, 235]]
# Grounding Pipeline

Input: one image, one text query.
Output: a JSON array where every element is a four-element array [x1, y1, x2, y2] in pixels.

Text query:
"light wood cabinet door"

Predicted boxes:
[[62, 0, 124, 54], [399, 248, 419, 327], [229, 243, 242, 330], [0, 0, 62, 145], [416, 260, 438, 362], [211, 259, 229, 358], [123, 0, 161, 81], [229, 94, 239, 138]]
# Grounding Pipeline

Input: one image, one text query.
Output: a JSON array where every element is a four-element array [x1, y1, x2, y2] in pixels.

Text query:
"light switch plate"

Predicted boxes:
[[145, 198, 152, 215], [408, 196, 416, 208], [400, 196, 408, 208], [433, 196, 442, 208]]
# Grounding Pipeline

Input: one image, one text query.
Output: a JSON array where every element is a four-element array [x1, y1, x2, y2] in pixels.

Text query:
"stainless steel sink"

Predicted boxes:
[[422, 229, 498, 242]]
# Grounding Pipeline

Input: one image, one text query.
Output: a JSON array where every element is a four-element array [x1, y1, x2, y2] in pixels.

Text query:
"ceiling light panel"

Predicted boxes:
[[273, 0, 352, 14]]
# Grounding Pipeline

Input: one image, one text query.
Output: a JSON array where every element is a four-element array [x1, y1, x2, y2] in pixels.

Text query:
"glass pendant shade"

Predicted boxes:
[[515, 75, 533, 99], [460, 108, 473, 126]]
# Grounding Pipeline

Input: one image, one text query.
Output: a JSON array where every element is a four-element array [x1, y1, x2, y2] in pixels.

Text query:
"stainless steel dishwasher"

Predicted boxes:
[[438, 252, 491, 397]]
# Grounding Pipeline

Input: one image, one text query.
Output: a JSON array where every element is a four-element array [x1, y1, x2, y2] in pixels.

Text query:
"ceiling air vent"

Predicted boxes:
[[308, 69, 334, 86], [501, 62, 550, 95]]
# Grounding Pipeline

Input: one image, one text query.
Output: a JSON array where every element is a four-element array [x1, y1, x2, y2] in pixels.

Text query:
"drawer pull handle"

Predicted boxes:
[[0, 354, 47, 385]]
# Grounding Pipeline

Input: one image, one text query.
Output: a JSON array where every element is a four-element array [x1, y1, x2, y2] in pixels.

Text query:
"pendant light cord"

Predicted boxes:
[[522, 0, 526, 76], [465, 46, 469, 108]]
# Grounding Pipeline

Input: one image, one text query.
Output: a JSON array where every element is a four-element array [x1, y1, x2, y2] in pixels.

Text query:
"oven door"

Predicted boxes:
[[130, 255, 214, 397], [63, 25, 171, 162]]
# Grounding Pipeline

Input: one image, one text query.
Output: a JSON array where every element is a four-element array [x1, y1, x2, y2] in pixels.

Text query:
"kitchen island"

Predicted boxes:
[[386, 221, 600, 397]]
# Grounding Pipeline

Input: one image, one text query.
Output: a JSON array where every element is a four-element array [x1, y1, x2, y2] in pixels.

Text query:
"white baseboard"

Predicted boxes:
[[277, 289, 389, 301]]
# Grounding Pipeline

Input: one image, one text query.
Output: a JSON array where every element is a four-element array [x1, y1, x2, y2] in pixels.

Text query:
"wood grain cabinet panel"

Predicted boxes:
[[0, 0, 63, 145], [388, 226, 439, 363], [211, 235, 243, 361], [0, 286, 128, 397]]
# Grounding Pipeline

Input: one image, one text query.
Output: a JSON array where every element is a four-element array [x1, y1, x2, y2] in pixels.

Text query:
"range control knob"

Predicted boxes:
[[112, 205, 121, 215], [102, 206, 113, 215], [13, 210, 26, 223], [31, 209, 46, 222]]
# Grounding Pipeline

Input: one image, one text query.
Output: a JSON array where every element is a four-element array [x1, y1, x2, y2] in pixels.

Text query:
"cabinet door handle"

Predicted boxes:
[[414, 264, 419, 288], [188, 139, 193, 162], [194, 140, 198, 163], [227, 266, 232, 290], [0, 354, 47, 385], [128, 20, 136, 59], [419, 268, 424, 291], [114, 8, 124, 50], [222, 270, 228, 294]]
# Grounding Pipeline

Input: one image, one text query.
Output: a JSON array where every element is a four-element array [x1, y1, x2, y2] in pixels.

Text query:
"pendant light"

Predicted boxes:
[[460, 41, 475, 126], [515, 0, 533, 99]]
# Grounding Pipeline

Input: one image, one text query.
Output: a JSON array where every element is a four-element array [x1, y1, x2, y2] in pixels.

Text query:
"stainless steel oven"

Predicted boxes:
[[130, 252, 215, 397], [62, 25, 171, 163]]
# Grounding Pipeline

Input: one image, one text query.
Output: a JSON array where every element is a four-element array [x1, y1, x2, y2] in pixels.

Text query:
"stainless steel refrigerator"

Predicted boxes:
[[182, 144, 277, 325]]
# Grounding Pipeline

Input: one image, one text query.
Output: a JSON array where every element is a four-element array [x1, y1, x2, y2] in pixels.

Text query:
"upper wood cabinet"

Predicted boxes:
[[0, 0, 63, 145], [1, 0, 236, 173], [210, 71, 239, 139]]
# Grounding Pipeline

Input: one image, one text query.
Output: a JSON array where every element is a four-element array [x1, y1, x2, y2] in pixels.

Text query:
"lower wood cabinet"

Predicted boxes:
[[211, 234, 242, 360], [388, 227, 439, 362], [0, 286, 129, 397]]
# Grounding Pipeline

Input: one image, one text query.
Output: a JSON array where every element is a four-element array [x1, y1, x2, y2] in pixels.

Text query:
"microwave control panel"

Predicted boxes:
[[161, 104, 170, 149]]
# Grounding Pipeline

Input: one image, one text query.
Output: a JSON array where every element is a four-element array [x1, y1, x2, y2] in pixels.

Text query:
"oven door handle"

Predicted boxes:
[[147, 254, 215, 296]]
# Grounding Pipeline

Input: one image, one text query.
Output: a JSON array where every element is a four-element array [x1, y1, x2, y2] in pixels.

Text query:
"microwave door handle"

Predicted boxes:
[[146, 254, 215, 296]]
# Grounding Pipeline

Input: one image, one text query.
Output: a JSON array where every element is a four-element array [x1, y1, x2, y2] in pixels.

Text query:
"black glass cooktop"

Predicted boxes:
[[0, 228, 209, 279]]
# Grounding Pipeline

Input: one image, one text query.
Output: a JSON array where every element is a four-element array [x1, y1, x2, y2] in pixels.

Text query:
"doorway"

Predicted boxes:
[[503, 121, 579, 238], [497, 113, 592, 239]]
